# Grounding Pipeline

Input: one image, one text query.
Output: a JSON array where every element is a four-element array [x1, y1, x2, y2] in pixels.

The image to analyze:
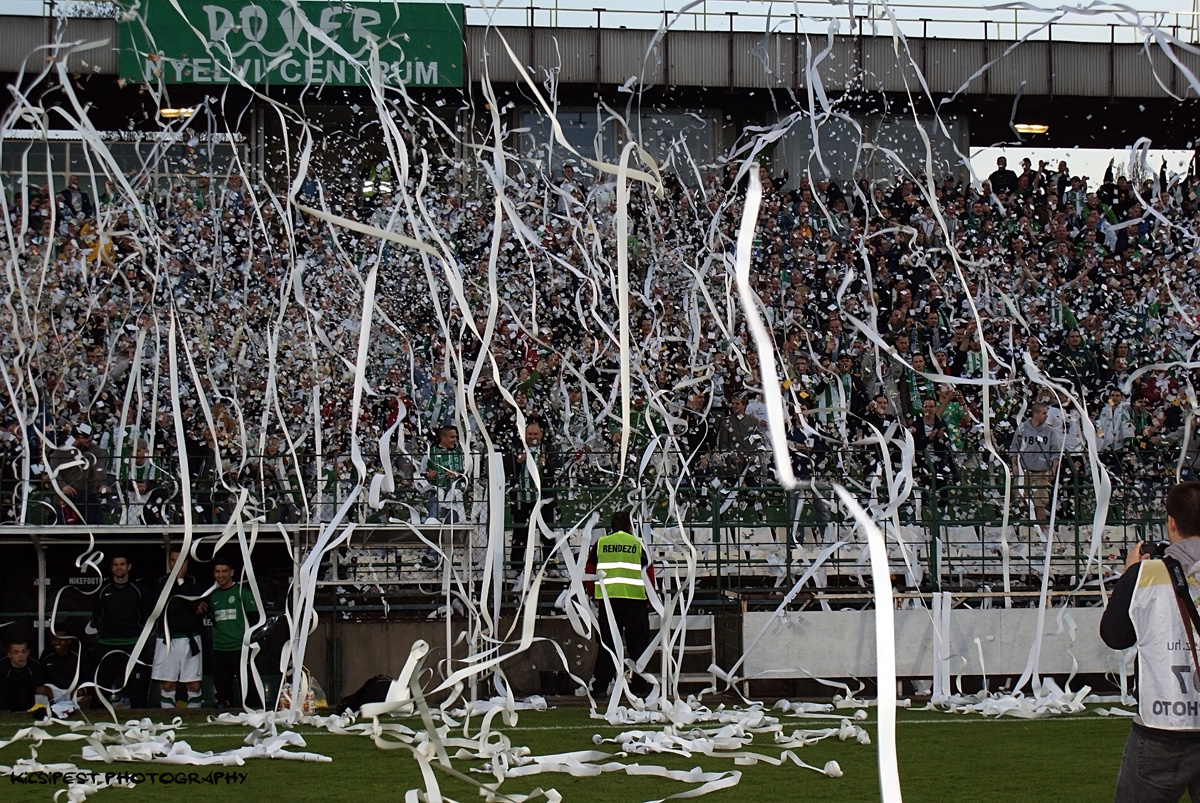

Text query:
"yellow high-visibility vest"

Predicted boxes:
[[594, 530, 646, 600]]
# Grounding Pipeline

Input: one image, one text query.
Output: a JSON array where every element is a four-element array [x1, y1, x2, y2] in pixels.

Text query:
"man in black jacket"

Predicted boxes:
[[988, 156, 1019, 195], [681, 392, 716, 499], [506, 419, 561, 573], [0, 638, 49, 712], [150, 548, 207, 708], [89, 553, 151, 707], [910, 397, 959, 508], [1100, 482, 1200, 801], [50, 423, 110, 525]]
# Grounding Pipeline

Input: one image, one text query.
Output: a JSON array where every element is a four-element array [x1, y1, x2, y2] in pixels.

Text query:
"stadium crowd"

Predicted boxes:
[[2, 148, 1199, 529]]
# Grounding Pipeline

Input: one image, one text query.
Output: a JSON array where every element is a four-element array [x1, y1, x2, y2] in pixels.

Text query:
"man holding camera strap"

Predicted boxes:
[[1101, 481, 1200, 802]]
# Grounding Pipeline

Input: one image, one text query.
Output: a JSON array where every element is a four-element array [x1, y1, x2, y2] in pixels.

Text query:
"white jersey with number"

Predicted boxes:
[[1130, 559, 1200, 731]]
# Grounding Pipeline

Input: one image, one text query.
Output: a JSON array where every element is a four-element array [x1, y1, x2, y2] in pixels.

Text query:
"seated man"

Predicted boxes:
[[0, 638, 50, 713], [39, 634, 93, 709]]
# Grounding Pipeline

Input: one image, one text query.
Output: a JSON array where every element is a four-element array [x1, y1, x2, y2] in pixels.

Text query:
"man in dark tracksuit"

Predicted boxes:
[[586, 510, 655, 699], [40, 634, 92, 708], [150, 549, 206, 708], [506, 419, 561, 570], [0, 639, 48, 712], [89, 554, 151, 707]]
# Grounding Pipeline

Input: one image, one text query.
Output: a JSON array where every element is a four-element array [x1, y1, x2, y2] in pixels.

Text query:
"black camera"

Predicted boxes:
[[1140, 540, 1170, 559]]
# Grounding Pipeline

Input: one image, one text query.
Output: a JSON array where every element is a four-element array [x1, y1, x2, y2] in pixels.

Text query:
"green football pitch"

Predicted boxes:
[[2, 706, 1133, 802]]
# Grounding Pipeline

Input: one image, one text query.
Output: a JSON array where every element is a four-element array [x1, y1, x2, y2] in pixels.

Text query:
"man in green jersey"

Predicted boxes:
[[197, 558, 261, 710], [424, 424, 464, 524]]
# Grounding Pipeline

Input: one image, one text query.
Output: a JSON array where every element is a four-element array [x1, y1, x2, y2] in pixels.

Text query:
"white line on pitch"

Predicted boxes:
[[0, 715, 1132, 742]]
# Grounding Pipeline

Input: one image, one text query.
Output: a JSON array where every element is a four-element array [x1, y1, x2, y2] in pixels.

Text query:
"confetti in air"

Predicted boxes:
[[2, 1, 1200, 800]]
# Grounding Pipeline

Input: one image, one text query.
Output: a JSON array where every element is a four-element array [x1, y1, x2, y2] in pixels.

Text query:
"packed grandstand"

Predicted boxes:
[[2, 152, 1199, 534]]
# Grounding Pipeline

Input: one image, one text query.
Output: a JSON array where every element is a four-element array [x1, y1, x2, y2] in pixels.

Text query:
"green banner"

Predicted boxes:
[[120, 1, 463, 87]]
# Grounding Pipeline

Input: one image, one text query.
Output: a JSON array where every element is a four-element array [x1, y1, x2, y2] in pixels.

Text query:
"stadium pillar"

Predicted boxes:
[[33, 532, 46, 654], [251, 104, 267, 186]]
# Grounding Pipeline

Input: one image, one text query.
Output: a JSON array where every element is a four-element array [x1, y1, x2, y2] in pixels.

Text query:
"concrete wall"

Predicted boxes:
[[311, 615, 600, 704], [742, 607, 1125, 680], [470, 27, 1196, 99], [304, 605, 1122, 704]]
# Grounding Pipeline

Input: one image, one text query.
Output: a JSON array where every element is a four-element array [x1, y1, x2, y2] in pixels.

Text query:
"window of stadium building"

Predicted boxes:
[[518, 109, 719, 180], [774, 115, 964, 183], [872, 116, 966, 181], [0, 133, 245, 197]]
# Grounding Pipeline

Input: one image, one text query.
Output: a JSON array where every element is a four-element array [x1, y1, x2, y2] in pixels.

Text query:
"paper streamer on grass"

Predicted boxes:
[[835, 486, 902, 803]]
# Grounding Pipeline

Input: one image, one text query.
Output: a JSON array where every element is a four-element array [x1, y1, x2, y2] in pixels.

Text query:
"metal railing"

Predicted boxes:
[[467, 0, 1199, 44], [39, 0, 1200, 43], [539, 459, 1162, 594], [0, 447, 1172, 602]]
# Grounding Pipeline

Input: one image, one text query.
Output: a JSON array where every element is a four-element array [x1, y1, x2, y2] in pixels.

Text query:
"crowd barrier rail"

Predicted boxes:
[[0, 446, 1170, 599]]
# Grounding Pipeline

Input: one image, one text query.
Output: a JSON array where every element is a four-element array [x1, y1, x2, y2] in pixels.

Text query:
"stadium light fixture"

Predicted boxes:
[[159, 107, 198, 119], [1013, 122, 1049, 134]]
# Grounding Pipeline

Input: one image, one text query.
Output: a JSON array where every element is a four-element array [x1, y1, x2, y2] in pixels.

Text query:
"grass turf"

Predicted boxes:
[[0, 706, 1133, 802]]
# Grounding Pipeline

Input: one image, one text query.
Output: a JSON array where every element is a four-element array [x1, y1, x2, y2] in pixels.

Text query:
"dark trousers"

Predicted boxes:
[[787, 488, 831, 544], [591, 597, 651, 696], [1115, 725, 1200, 802], [62, 489, 103, 525], [212, 649, 262, 709], [95, 643, 150, 707], [921, 451, 960, 509], [510, 510, 555, 567], [2, 673, 37, 711]]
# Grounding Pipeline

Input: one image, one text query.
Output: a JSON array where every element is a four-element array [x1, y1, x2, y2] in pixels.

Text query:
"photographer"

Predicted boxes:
[[1100, 481, 1200, 801]]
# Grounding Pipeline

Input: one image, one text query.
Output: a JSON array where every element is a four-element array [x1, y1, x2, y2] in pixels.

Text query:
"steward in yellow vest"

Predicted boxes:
[[593, 529, 647, 600], [585, 511, 654, 700]]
